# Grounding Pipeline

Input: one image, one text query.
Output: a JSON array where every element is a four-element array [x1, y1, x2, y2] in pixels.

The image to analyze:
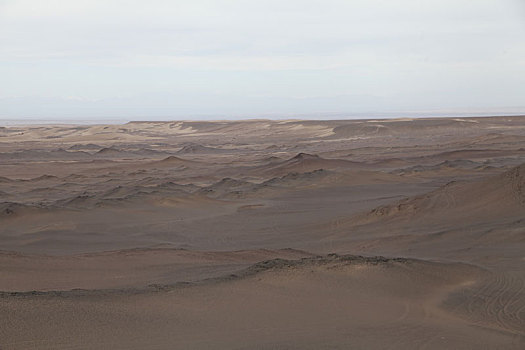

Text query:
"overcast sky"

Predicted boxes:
[[1, 0, 524, 120]]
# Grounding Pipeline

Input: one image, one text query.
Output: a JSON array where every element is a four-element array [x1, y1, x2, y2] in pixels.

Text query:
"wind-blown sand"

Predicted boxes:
[[1, 117, 524, 349]]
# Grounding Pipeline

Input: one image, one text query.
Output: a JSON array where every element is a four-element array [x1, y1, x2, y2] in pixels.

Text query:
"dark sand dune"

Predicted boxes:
[[414, 148, 525, 162], [152, 155, 200, 166], [0, 176, 15, 183], [68, 143, 102, 150], [453, 133, 525, 148], [199, 168, 408, 200], [95, 147, 171, 158], [0, 248, 314, 292], [261, 155, 283, 162], [199, 178, 258, 198], [177, 143, 233, 154], [0, 149, 91, 161], [323, 164, 525, 264], [51, 184, 197, 209], [0, 202, 36, 216], [252, 152, 365, 177], [391, 159, 482, 175], [261, 168, 407, 189], [2, 255, 522, 349], [361, 163, 525, 224]]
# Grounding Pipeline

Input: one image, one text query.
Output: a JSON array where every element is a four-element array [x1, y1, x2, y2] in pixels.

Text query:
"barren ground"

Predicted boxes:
[[1, 117, 524, 349]]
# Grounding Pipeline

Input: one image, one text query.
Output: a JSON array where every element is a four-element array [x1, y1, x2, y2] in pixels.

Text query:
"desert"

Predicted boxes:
[[0, 117, 524, 349]]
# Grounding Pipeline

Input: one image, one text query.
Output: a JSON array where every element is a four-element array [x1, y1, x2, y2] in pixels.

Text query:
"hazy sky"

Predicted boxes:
[[1, 0, 525, 120]]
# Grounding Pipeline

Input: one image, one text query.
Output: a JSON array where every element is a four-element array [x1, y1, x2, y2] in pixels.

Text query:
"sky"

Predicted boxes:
[[1, 0, 525, 120]]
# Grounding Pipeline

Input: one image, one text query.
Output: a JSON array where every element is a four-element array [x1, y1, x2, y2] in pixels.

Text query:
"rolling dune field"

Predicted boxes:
[[1, 117, 524, 349]]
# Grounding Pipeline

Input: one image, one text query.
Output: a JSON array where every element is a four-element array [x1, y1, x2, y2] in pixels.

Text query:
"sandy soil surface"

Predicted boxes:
[[1, 117, 524, 349]]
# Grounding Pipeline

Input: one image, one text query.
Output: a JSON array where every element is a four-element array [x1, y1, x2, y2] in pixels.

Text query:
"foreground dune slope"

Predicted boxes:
[[2, 255, 522, 350]]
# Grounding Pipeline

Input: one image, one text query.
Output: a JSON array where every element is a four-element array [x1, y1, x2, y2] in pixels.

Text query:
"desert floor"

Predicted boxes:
[[1, 117, 524, 349]]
